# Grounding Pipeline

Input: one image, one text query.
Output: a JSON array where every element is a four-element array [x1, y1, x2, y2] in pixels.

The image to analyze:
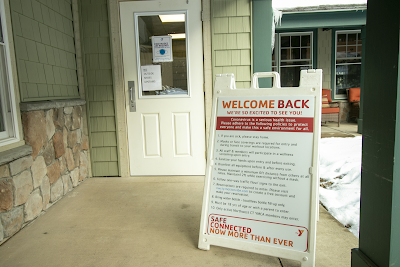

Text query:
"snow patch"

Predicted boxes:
[[319, 136, 362, 237], [272, 8, 282, 51]]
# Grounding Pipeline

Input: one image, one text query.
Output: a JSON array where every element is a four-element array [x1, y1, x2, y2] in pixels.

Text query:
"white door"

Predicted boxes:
[[120, 0, 206, 176]]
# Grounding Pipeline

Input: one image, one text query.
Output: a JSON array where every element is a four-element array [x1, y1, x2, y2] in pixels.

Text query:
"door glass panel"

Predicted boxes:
[[135, 12, 189, 97], [280, 65, 312, 87], [281, 36, 290, 47], [337, 46, 346, 58], [291, 35, 300, 47], [280, 48, 289, 60], [291, 48, 300, 59], [301, 35, 310, 46], [301, 48, 310, 59], [347, 46, 357, 57], [337, 34, 346, 45], [347, 33, 357, 45]]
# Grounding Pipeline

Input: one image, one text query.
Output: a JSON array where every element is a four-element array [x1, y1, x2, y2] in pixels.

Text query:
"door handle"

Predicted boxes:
[[128, 81, 136, 112]]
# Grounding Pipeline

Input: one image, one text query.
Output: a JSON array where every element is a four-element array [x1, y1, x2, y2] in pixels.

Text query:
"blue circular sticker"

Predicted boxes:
[[160, 49, 166, 55]]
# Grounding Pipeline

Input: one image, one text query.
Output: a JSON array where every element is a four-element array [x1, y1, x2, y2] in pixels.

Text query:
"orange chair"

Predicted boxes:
[[321, 89, 340, 127], [348, 87, 361, 102], [348, 87, 360, 121]]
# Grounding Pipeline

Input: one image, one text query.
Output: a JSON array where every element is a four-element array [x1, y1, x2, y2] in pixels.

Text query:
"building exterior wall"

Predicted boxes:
[[317, 28, 332, 90], [79, 0, 118, 176], [10, 0, 80, 101], [211, 0, 252, 89], [0, 0, 25, 153], [0, 100, 89, 244], [0, 0, 93, 244]]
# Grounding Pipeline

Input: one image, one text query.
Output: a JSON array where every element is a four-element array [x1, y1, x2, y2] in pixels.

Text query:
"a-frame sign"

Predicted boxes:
[[199, 70, 322, 267]]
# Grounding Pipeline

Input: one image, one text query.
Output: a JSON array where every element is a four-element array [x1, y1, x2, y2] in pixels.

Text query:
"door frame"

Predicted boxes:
[[108, 0, 213, 177]]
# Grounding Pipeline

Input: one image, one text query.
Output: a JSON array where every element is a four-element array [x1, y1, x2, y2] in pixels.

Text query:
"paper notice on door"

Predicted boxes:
[[152, 35, 173, 63], [141, 65, 162, 91]]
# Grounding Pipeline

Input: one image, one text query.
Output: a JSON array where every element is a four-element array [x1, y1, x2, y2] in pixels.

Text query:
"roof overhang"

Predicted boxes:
[[276, 6, 367, 30], [279, 4, 367, 14]]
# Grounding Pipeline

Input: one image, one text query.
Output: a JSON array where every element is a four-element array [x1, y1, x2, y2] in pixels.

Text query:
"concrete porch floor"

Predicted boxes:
[[0, 177, 358, 267], [321, 121, 361, 138]]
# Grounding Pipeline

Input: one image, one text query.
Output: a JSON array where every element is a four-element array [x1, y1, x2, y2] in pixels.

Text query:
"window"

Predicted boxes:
[[0, 0, 20, 146], [335, 30, 362, 98], [135, 11, 189, 98], [272, 32, 313, 87]]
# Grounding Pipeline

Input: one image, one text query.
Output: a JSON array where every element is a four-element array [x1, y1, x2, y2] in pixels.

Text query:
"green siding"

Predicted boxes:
[[211, 0, 252, 89], [317, 28, 332, 89], [80, 0, 118, 177], [92, 162, 118, 177], [253, 0, 272, 88], [10, 0, 80, 102]]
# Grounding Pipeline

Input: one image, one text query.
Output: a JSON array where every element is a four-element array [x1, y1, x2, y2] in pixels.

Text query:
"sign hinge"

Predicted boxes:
[[309, 167, 313, 175]]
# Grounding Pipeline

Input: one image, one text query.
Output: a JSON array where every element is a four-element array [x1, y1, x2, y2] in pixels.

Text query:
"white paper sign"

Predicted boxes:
[[152, 36, 173, 62], [207, 96, 314, 252], [141, 65, 162, 91]]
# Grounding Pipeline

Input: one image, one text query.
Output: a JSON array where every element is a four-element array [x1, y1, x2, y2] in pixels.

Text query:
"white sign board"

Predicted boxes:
[[199, 71, 322, 267], [141, 65, 162, 91], [152, 35, 173, 63]]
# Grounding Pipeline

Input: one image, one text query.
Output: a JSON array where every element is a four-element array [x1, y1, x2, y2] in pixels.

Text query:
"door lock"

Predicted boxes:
[[128, 81, 136, 112]]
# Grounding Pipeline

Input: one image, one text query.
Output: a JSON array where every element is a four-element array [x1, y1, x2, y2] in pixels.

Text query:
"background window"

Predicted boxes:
[[0, 38, 11, 140], [279, 32, 313, 87], [335, 30, 362, 97], [0, 0, 19, 145]]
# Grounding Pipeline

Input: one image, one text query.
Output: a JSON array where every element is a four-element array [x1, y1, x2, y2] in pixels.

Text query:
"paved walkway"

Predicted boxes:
[[0, 177, 358, 267]]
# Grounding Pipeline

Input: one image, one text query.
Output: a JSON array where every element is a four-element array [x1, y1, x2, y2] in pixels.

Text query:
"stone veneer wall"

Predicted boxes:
[[0, 101, 89, 244]]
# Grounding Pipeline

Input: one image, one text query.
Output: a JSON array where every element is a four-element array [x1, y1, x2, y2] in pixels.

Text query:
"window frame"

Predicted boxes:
[[0, 0, 21, 148], [333, 29, 362, 99], [273, 31, 315, 87], [272, 33, 278, 73]]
